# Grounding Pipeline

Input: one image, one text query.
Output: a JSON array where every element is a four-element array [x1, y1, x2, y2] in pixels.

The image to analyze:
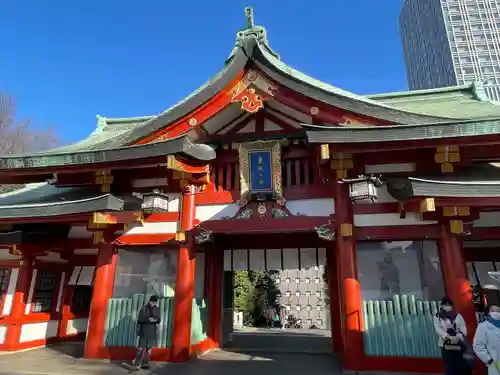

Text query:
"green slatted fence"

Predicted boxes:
[[104, 295, 209, 347], [362, 295, 440, 358]]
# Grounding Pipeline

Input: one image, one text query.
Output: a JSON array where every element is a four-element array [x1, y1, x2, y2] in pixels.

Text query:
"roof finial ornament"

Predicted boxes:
[[245, 7, 254, 29]]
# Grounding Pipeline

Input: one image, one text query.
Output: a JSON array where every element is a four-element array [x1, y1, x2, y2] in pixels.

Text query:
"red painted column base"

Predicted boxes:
[[333, 182, 364, 370], [4, 257, 33, 350], [439, 223, 477, 339], [84, 243, 116, 359], [170, 185, 197, 363]]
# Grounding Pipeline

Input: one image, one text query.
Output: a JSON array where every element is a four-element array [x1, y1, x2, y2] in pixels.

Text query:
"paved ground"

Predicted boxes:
[[228, 328, 334, 354], [0, 345, 340, 375], [0, 330, 433, 375]]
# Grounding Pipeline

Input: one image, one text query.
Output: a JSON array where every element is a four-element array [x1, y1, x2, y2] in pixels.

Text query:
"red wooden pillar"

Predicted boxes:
[[333, 181, 363, 370], [438, 223, 476, 339], [4, 256, 34, 350], [208, 248, 223, 347], [170, 184, 197, 362], [83, 242, 116, 359], [326, 243, 343, 354]]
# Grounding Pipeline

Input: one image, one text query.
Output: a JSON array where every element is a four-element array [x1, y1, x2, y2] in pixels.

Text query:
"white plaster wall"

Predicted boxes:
[[132, 178, 169, 189], [365, 163, 416, 174], [66, 318, 88, 335], [166, 193, 181, 212], [474, 212, 500, 228], [194, 253, 205, 299], [55, 272, 65, 312], [0, 325, 6, 344], [68, 226, 92, 239], [124, 222, 178, 235], [2, 267, 19, 315], [0, 248, 22, 261], [19, 321, 58, 343], [196, 199, 335, 222], [286, 199, 334, 216], [196, 204, 239, 222], [24, 270, 38, 314], [354, 212, 437, 227]]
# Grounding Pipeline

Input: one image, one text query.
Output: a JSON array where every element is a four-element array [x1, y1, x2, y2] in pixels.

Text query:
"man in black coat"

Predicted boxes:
[[134, 295, 161, 370]]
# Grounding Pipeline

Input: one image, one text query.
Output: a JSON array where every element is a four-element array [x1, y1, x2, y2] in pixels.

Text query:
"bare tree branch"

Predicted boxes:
[[0, 92, 60, 193]]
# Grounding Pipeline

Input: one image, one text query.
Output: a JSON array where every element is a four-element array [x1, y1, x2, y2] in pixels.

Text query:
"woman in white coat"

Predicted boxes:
[[434, 297, 471, 375], [473, 304, 500, 375]]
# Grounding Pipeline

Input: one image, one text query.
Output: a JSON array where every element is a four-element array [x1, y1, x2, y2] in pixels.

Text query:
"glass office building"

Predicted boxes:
[[400, 0, 500, 101]]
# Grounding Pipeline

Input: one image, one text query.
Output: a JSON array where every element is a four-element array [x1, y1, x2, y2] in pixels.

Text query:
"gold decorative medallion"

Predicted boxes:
[[230, 70, 277, 114]]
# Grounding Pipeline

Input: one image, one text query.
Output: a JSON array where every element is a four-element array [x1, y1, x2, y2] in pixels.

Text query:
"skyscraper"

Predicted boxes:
[[400, 0, 500, 100]]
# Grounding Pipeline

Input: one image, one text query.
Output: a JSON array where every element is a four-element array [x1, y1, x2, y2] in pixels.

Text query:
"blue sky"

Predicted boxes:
[[0, 0, 406, 143]]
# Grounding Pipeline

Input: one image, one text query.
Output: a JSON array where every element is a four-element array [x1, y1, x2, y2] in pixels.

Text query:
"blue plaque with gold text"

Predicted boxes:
[[249, 150, 273, 192]]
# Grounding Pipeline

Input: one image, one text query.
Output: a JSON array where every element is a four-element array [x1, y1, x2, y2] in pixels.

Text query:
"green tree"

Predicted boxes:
[[234, 271, 254, 314], [233, 270, 281, 326], [0, 93, 59, 193]]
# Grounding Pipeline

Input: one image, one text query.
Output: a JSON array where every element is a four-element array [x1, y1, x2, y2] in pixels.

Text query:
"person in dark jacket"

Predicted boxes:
[[134, 295, 161, 370]]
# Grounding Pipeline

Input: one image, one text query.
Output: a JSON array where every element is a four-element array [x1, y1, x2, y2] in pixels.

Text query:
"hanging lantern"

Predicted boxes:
[[343, 176, 382, 203], [141, 190, 169, 214]]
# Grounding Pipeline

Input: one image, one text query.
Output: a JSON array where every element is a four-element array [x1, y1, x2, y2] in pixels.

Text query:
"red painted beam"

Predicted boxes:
[[214, 232, 328, 248], [201, 215, 334, 234], [463, 247, 500, 262], [470, 227, 500, 240]]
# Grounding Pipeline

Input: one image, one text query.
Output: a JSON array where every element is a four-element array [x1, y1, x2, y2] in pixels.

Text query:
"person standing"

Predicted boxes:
[[266, 306, 274, 328], [474, 304, 500, 375], [434, 297, 471, 375], [134, 295, 161, 370]]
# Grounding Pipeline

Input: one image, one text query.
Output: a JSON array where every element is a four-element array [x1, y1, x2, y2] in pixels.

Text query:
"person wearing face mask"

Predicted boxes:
[[434, 297, 471, 375], [133, 295, 161, 371], [474, 305, 500, 375]]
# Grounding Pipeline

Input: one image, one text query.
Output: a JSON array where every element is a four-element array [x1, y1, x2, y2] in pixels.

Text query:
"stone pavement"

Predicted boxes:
[[228, 328, 334, 354], [0, 332, 436, 375], [0, 344, 340, 375]]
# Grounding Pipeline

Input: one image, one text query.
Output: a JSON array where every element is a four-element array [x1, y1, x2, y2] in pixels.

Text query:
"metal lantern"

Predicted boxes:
[[141, 190, 169, 214], [345, 176, 381, 203]]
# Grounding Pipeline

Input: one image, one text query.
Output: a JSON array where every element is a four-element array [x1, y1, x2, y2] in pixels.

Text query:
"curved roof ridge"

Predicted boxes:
[[366, 84, 475, 99], [252, 43, 448, 123]]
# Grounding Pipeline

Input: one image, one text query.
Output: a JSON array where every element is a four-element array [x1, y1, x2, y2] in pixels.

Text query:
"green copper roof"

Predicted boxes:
[[386, 165, 500, 199], [304, 117, 500, 144], [366, 82, 500, 120]]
